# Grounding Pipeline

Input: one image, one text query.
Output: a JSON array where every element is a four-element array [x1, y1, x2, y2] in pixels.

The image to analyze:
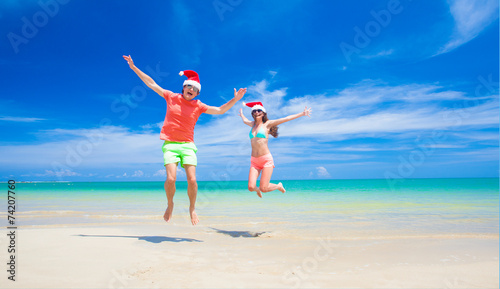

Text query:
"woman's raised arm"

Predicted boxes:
[[266, 107, 311, 127], [239, 108, 254, 127]]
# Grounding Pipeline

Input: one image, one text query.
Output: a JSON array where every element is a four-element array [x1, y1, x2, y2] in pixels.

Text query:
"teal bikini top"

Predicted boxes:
[[249, 126, 267, 139]]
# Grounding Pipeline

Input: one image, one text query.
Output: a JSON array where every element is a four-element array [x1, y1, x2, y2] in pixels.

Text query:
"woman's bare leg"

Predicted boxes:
[[248, 166, 262, 198], [259, 166, 285, 193]]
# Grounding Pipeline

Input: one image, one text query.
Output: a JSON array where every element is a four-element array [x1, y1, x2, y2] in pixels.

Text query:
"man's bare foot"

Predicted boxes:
[[189, 207, 199, 225], [256, 189, 262, 198], [163, 204, 174, 222], [278, 182, 286, 193]]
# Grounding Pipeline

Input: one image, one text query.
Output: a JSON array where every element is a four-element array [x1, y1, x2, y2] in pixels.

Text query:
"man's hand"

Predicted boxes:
[[234, 88, 247, 101], [122, 55, 135, 69]]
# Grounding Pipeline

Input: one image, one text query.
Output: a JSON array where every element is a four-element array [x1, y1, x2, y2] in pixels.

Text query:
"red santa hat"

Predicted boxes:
[[179, 70, 201, 92], [242, 101, 266, 113]]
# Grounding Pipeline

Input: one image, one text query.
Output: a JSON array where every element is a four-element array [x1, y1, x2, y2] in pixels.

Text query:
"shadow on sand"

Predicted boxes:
[[209, 227, 266, 238], [76, 234, 203, 243]]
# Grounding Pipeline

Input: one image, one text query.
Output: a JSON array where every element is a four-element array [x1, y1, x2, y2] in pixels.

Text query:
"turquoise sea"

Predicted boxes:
[[6, 178, 499, 237]]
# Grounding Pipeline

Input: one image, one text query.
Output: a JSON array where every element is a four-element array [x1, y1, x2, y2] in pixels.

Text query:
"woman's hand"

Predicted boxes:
[[303, 106, 312, 117]]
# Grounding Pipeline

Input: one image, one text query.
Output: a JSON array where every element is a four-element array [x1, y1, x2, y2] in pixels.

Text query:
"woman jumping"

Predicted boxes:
[[239, 102, 311, 198]]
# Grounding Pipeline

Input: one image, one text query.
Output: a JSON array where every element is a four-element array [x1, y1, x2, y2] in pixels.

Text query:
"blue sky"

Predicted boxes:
[[0, 0, 498, 182]]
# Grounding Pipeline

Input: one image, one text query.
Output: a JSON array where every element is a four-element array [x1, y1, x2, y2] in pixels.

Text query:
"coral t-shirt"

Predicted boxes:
[[160, 90, 208, 143]]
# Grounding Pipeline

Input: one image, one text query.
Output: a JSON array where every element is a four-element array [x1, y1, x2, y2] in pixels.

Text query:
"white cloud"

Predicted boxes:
[[151, 167, 186, 179], [316, 166, 331, 178], [31, 169, 81, 177], [2, 78, 497, 180], [336, 145, 391, 152], [453, 131, 499, 143], [198, 78, 498, 169], [153, 169, 166, 177], [177, 167, 187, 178], [0, 116, 45, 122], [361, 49, 394, 59], [0, 126, 161, 170], [246, 80, 287, 113], [140, 122, 163, 131], [438, 0, 499, 55], [275, 84, 498, 141], [193, 79, 497, 180], [132, 170, 144, 177]]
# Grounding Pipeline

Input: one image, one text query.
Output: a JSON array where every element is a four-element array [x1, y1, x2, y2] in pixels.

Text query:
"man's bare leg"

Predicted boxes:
[[184, 165, 199, 225], [163, 163, 178, 222]]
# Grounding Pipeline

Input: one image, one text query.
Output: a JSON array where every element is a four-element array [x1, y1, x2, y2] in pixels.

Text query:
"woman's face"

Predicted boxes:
[[252, 109, 264, 119]]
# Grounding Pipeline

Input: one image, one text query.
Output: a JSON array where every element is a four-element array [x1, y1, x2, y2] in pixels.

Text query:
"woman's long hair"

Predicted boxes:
[[253, 112, 278, 138]]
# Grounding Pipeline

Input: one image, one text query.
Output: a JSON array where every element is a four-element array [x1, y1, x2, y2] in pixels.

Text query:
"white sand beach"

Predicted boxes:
[[3, 221, 498, 289]]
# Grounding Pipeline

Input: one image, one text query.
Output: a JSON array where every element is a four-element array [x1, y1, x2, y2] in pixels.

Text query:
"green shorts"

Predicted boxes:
[[162, 141, 198, 168]]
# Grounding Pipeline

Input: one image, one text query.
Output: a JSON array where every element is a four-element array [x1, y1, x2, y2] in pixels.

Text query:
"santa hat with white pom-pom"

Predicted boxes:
[[242, 101, 266, 113], [179, 70, 201, 92]]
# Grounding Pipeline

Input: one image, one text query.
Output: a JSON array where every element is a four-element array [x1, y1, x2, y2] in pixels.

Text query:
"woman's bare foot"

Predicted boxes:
[[278, 182, 286, 193], [256, 189, 262, 198], [163, 204, 174, 222], [189, 207, 199, 225]]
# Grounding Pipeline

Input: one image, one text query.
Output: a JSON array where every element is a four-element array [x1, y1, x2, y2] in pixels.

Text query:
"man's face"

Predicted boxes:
[[183, 85, 199, 100]]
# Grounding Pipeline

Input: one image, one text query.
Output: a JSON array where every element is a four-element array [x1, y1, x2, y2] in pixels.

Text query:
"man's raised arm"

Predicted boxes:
[[205, 88, 247, 115], [123, 55, 166, 98]]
